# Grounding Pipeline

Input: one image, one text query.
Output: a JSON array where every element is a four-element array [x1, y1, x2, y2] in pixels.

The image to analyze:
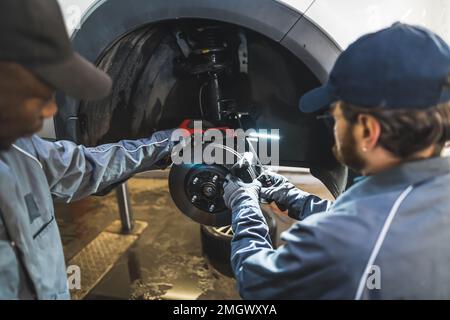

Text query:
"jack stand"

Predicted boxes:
[[116, 182, 134, 234]]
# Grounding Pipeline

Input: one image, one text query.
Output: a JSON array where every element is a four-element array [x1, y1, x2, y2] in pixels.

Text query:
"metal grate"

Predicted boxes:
[[68, 220, 147, 300]]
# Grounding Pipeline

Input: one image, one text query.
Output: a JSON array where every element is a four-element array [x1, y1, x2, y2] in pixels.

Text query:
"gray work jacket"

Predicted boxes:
[[0, 132, 172, 299], [231, 156, 450, 299]]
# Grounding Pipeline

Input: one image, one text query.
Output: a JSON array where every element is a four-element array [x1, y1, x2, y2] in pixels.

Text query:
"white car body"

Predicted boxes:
[[282, 0, 450, 48], [40, 0, 450, 138], [57, 0, 450, 47]]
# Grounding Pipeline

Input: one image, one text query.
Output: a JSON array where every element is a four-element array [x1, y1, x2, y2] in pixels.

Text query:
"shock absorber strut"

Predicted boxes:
[[183, 26, 231, 123]]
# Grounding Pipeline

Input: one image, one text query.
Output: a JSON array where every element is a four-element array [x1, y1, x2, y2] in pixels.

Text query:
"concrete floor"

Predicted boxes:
[[55, 170, 332, 300]]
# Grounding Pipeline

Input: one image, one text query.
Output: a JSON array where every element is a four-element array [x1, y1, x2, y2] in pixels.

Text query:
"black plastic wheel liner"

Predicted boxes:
[[76, 26, 189, 146], [72, 20, 344, 198], [54, 0, 347, 197]]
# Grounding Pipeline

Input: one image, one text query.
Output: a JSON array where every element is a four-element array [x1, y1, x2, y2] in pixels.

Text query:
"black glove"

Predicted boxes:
[[223, 174, 261, 210], [258, 171, 295, 210]]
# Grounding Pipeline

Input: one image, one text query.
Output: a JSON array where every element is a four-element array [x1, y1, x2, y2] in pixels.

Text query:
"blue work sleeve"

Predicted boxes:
[[231, 207, 349, 300], [285, 188, 333, 220], [29, 131, 174, 202], [231, 197, 274, 272]]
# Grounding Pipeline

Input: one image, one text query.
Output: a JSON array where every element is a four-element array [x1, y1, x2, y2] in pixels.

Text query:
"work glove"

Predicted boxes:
[[259, 171, 333, 220], [258, 171, 295, 208], [223, 174, 261, 210], [229, 152, 257, 183]]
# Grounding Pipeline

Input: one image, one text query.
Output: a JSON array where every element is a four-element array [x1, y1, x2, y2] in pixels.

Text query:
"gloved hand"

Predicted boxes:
[[258, 171, 295, 208], [230, 152, 257, 183], [223, 174, 261, 210], [260, 171, 333, 221]]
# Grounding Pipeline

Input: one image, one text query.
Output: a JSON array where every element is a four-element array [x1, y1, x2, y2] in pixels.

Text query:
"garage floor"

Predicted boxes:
[[55, 170, 333, 300]]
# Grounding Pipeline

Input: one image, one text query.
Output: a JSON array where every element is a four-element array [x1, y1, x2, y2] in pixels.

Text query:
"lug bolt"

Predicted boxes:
[[191, 195, 197, 203], [212, 175, 218, 183], [193, 177, 199, 185], [209, 205, 215, 212]]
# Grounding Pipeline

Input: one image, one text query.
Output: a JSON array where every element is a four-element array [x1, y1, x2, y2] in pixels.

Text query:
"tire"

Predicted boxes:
[[200, 209, 277, 276]]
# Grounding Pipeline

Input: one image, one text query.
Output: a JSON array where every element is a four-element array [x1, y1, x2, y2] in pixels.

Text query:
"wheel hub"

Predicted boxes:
[[169, 163, 231, 227], [186, 170, 226, 214]]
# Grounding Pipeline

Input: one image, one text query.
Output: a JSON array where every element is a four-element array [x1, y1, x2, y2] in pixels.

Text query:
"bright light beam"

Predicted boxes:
[[248, 132, 280, 140]]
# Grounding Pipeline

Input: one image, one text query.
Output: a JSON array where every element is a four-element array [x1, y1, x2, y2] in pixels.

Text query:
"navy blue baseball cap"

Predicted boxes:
[[299, 22, 450, 113]]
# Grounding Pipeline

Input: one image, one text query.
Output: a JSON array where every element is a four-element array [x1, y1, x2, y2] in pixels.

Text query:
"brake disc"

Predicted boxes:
[[169, 163, 232, 227]]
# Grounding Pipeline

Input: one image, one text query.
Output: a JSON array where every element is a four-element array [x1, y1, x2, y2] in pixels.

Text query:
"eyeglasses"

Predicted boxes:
[[315, 103, 340, 121], [316, 112, 334, 120]]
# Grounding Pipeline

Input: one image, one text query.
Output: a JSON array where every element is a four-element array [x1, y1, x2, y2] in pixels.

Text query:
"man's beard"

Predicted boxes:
[[332, 128, 366, 173]]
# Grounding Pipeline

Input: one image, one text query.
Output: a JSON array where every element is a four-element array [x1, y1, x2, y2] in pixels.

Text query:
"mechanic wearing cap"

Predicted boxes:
[[223, 23, 450, 299], [0, 0, 175, 299]]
